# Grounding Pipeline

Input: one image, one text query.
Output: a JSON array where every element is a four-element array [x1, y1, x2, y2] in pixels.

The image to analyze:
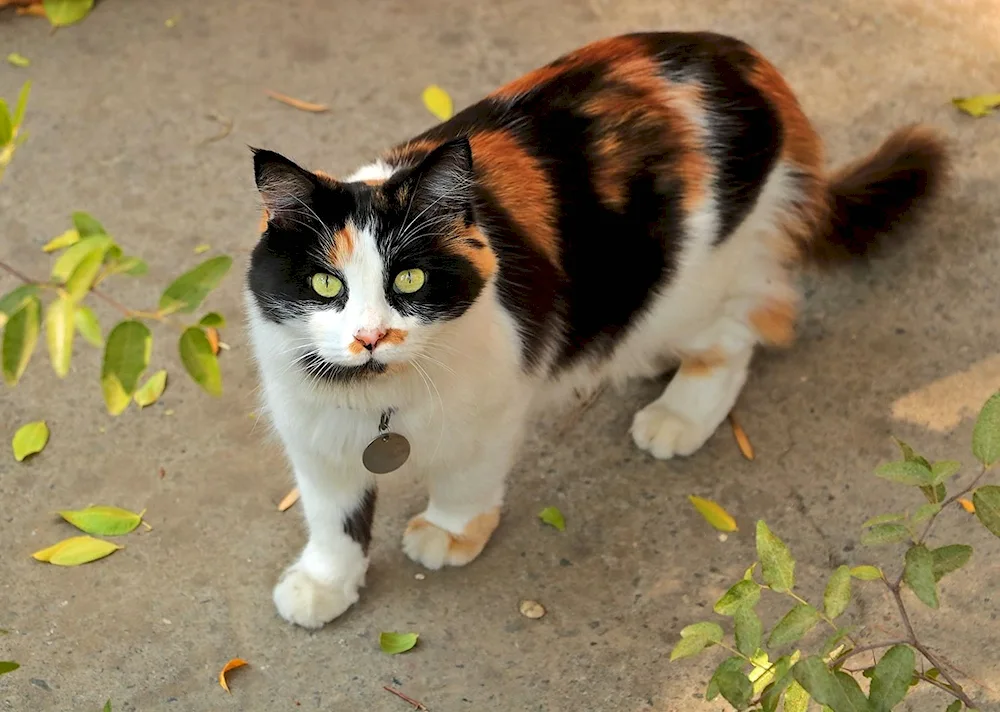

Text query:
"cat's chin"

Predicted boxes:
[[299, 351, 393, 384]]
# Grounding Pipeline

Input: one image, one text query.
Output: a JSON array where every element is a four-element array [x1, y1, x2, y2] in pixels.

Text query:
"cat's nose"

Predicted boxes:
[[354, 328, 387, 352]]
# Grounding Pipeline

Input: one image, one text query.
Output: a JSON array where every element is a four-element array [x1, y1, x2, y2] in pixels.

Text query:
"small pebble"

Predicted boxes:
[[718, 533, 729, 543], [519, 599, 546, 619], [414, 573, 425, 581]]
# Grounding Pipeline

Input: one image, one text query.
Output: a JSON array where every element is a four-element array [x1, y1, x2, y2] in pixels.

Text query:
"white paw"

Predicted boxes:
[[402, 521, 453, 570], [273, 565, 360, 629], [631, 403, 716, 460], [402, 509, 499, 570]]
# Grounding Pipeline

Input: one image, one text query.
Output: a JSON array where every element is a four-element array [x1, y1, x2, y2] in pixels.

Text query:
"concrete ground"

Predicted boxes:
[[2, 0, 999, 710]]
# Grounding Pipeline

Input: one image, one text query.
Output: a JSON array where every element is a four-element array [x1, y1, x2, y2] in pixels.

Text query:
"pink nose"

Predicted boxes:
[[354, 328, 387, 352]]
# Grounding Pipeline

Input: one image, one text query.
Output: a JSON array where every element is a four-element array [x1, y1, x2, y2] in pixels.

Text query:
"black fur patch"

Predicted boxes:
[[343, 487, 377, 554]]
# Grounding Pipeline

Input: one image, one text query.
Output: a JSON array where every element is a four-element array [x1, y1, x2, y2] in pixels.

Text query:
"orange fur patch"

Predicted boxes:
[[384, 139, 444, 168], [405, 507, 501, 566], [678, 347, 728, 376], [380, 328, 407, 347], [450, 224, 497, 280], [749, 299, 798, 347], [327, 223, 356, 267], [258, 208, 269, 233]]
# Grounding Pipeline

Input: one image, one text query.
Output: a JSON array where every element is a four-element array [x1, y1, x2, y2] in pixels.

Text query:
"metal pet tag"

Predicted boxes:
[[362, 408, 410, 474]]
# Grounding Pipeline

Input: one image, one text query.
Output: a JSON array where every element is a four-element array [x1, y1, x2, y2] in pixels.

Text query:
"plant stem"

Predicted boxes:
[[717, 642, 755, 664], [910, 465, 990, 556], [0, 259, 35, 286], [831, 640, 913, 668]]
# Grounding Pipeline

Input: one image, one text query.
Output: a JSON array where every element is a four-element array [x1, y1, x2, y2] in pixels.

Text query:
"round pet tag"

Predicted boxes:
[[362, 432, 411, 474]]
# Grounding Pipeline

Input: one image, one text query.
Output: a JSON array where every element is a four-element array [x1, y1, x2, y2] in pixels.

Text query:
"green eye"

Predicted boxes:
[[311, 272, 343, 298], [393, 268, 425, 294]]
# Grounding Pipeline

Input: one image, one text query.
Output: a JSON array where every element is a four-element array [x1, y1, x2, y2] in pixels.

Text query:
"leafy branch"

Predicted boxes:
[[671, 390, 1000, 712]]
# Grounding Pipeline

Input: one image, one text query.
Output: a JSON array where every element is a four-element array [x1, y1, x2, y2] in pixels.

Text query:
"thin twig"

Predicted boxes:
[[383, 686, 428, 710], [831, 640, 912, 668], [0, 259, 35, 285], [1, 258, 134, 317], [201, 112, 234, 144]]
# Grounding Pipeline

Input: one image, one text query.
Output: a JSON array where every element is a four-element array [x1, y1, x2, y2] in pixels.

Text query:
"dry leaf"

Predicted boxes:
[[278, 487, 300, 512], [219, 658, 248, 693], [728, 413, 755, 460], [958, 497, 976, 513], [952, 93, 1000, 118], [519, 599, 546, 619], [265, 90, 328, 113], [422, 84, 453, 121], [193, 244, 210, 254], [205, 327, 220, 355], [16, 5, 47, 17], [32, 535, 122, 566], [688, 495, 738, 532]]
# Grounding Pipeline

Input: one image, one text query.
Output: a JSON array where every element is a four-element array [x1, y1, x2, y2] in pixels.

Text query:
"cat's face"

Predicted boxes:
[[248, 139, 494, 383]]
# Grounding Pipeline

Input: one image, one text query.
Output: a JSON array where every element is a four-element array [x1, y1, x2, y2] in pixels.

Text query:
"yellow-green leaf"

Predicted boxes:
[[538, 505, 565, 531], [2, 296, 40, 385], [134, 369, 167, 408], [51, 236, 112, 282], [783, 680, 810, 712], [12, 420, 48, 461], [670, 621, 723, 661], [850, 565, 882, 581], [113, 256, 148, 277], [0, 99, 11, 145], [159, 255, 232, 314], [6, 53, 30, 68], [42, 229, 80, 253], [42, 0, 95, 27], [756, 521, 795, 592], [198, 312, 225, 328], [767, 604, 819, 647], [74, 305, 102, 346], [973, 485, 1000, 538], [0, 661, 19, 676], [0, 285, 38, 328], [972, 391, 1000, 467], [422, 84, 453, 121], [71, 211, 105, 238], [952, 93, 1000, 118], [101, 320, 152, 415], [45, 296, 75, 377], [58, 505, 144, 536], [179, 327, 222, 395], [688, 495, 738, 532], [193, 243, 210, 254], [714, 579, 761, 615], [823, 565, 851, 620], [13, 81, 30, 128], [379, 631, 418, 654], [903, 544, 938, 608], [31, 535, 120, 566]]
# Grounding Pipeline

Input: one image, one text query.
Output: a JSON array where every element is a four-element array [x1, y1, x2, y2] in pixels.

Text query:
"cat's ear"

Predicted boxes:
[[407, 138, 475, 215], [252, 148, 320, 221]]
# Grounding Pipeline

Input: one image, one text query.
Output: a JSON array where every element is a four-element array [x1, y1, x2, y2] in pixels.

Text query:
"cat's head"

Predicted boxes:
[[247, 139, 495, 383]]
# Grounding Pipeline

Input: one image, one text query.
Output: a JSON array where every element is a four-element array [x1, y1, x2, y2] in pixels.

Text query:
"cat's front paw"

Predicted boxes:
[[631, 403, 715, 459], [273, 565, 360, 629], [402, 508, 501, 570]]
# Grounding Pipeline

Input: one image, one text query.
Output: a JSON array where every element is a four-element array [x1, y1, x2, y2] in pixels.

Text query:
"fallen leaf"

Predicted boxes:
[[193, 244, 210, 254], [519, 600, 546, 619], [729, 413, 755, 460], [422, 84, 453, 121], [952, 93, 1000, 118], [164, 409, 175, 416], [134, 369, 167, 408], [58, 505, 144, 536], [538, 506, 566, 531], [0, 661, 18, 676], [7, 53, 30, 68], [278, 487, 300, 512], [380, 632, 419, 654], [689, 495, 738, 532], [12, 420, 49, 461], [959, 497, 976, 513], [43, 0, 95, 26], [31, 535, 121, 566], [205, 326, 220, 355], [164, 16, 178, 28], [218, 658, 248, 693], [16, 5, 47, 18], [265, 90, 328, 113]]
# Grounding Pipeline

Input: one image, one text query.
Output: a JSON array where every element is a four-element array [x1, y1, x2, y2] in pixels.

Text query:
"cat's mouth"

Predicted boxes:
[[300, 350, 388, 383]]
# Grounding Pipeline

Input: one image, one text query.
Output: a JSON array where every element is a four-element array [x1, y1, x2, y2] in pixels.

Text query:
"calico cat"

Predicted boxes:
[[246, 31, 945, 628]]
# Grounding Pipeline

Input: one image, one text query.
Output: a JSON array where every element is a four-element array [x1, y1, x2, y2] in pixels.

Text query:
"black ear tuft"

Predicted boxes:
[[252, 148, 319, 216], [409, 138, 475, 211]]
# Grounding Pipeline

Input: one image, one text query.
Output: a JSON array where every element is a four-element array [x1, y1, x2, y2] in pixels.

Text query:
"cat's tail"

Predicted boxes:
[[804, 124, 948, 265]]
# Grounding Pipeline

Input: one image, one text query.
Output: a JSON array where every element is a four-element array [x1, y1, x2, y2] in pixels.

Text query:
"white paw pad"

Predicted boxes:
[[273, 566, 359, 629], [402, 509, 500, 571], [631, 403, 716, 460]]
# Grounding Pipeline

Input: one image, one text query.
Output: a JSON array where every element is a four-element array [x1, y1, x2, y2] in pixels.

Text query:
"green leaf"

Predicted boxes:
[[783, 680, 810, 712], [930, 460, 961, 485], [0, 661, 19, 676], [179, 327, 222, 396], [199, 312, 226, 328], [13, 81, 30, 127], [0, 99, 11, 145], [920, 483, 948, 505], [862, 513, 905, 528], [101, 320, 152, 415], [952, 93, 1000, 118], [972, 485, 1000, 538], [874, 460, 933, 486], [912, 502, 942, 524], [861, 523, 910, 546], [793, 656, 868, 712], [134, 369, 167, 408], [64, 248, 106, 301], [45, 296, 75, 377], [159, 255, 232, 314], [759, 653, 800, 712], [973, 391, 1000, 466], [734, 607, 762, 657], [670, 621, 724, 661], [74, 305, 102, 346], [850, 565, 882, 581], [42, 229, 80, 253], [945, 701, 962, 712], [768, 604, 820, 647], [71, 211, 106, 238], [834, 671, 872, 712], [538, 505, 565, 531], [903, 544, 938, 608], [716, 669, 754, 710], [706, 656, 744, 701], [103, 701, 111, 712], [2, 296, 40, 385], [689, 495, 738, 532], [0, 284, 38, 328], [756, 521, 795, 592], [31, 535, 121, 566], [6, 53, 30, 68], [114, 257, 148, 276], [714, 579, 761, 615], [379, 631, 418, 654], [12, 420, 48, 461], [58, 505, 143, 536], [868, 644, 914, 712], [42, 0, 95, 27], [51, 236, 112, 282], [824, 566, 852, 620]]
